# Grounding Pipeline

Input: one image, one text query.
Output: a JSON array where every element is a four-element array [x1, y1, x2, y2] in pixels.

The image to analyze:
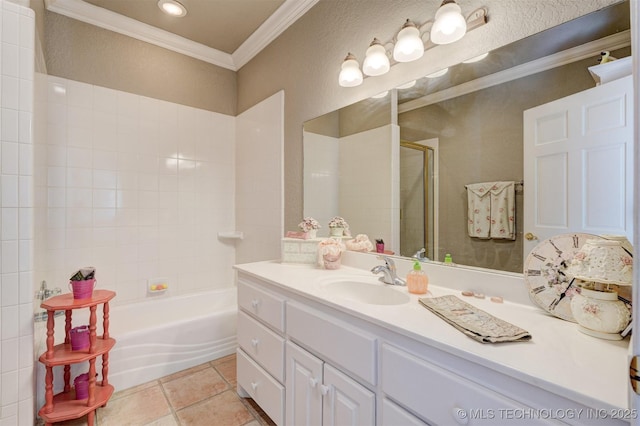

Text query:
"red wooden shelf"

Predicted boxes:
[[41, 290, 115, 311], [37, 383, 114, 424], [38, 288, 116, 426], [39, 338, 116, 366]]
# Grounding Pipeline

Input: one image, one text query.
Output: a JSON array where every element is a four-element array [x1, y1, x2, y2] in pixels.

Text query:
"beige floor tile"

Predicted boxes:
[[175, 390, 254, 426], [99, 384, 172, 426], [144, 414, 180, 426], [111, 380, 159, 401], [213, 356, 237, 386], [160, 363, 211, 384], [162, 366, 229, 410]]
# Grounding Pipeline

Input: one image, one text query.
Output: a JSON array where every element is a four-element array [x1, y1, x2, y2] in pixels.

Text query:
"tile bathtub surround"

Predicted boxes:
[[1, 1, 36, 425], [34, 75, 237, 305], [44, 354, 275, 426]]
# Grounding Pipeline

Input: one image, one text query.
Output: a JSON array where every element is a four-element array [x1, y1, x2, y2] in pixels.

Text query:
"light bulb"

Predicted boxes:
[[431, 2, 466, 45], [339, 53, 363, 87], [363, 39, 390, 76], [393, 20, 424, 63]]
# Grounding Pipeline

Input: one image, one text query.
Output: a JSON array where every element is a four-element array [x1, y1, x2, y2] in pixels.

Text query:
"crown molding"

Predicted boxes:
[[399, 30, 631, 114], [233, 0, 320, 69], [45, 0, 318, 71]]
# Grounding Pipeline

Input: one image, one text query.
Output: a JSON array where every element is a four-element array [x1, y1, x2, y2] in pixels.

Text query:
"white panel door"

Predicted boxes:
[[523, 75, 633, 256], [286, 341, 323, 426], [322, 364, 375, 426]]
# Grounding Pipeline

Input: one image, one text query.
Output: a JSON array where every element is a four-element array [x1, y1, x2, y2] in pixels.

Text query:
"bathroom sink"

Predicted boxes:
[[321, 280, 410, 306]]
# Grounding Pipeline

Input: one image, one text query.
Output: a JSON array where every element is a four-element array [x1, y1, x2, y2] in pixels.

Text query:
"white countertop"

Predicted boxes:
[[234, 254, 630, 412]]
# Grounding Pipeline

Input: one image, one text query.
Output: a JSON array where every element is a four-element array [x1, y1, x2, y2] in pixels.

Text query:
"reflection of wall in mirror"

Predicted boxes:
[[304, 125, 399, 253], [398, 47, 631, 273]]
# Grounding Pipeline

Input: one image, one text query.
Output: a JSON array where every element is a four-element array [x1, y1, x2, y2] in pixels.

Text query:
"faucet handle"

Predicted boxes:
[[376, 255, 396, 271]]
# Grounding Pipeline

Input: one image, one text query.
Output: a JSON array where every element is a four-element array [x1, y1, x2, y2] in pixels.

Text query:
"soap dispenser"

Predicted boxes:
[[407, 260, 428, 295]]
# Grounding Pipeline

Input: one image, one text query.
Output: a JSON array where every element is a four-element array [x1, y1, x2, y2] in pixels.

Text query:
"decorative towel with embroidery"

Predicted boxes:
[[466, 181, 516, 240], [419, 295, 531, 343]]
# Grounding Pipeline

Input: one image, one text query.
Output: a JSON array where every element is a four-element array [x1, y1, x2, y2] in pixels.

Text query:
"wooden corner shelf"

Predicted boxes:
[[38, 289, 116, 426]]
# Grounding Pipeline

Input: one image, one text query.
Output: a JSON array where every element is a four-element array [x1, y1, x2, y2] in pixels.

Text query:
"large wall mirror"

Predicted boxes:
[[303, 2, 631, 274]]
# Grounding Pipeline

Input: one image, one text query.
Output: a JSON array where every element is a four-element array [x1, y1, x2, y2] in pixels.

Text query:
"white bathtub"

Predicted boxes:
[[106, 288, 238, 390], [37, 287, 238, 401]]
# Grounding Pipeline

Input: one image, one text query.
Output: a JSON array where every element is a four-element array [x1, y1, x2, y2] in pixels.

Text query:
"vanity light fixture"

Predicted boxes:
[[158, 0, 187, 17], [338, 53, 364, 87], [431, 0, 467, 45], [363, 38, 391, 76], [393, 20, 425, 63], [425, 67, 449, 78], [462, 52, 489, 63], [338, 3, 487, 88]]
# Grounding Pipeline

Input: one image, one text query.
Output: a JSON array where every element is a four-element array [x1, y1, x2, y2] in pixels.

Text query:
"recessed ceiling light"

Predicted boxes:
[[158, 0, 187, 17]]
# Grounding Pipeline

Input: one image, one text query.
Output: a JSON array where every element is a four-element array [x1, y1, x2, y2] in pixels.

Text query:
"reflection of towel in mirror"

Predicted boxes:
[[466, 181, 515, 240]]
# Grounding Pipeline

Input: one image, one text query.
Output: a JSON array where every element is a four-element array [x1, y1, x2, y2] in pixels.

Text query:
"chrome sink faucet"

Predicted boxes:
[[371, 256, 406, 286]]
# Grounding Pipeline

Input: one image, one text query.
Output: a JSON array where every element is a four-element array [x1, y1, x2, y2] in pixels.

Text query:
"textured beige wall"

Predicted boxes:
[[42, 11, 237, 115], [236, 0, 622, 231]]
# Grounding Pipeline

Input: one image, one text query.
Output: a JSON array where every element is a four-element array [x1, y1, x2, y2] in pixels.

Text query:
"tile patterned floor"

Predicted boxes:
[[47, 354, 276, 426]]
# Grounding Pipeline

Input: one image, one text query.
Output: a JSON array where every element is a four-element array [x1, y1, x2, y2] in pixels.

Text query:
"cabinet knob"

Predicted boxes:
[[525, 232, 537, 241], [251, 382, 258, 391], [452, 407, 469, 425], [320, 385, 330, 396], [251, 299, 260, 308], [251, 338, 259, 347], [309, 378, 318, 388]]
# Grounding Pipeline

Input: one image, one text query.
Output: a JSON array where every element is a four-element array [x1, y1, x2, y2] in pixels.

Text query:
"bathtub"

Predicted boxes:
[[37, 287, 238, 401], [107, 288, 238, 390]]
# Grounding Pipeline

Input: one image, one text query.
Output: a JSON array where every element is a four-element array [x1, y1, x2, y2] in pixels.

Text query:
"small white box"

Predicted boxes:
[[281, 238, 322, 264]]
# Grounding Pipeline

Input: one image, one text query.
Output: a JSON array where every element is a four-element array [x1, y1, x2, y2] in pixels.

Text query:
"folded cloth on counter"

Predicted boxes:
[[419, 295, 531, 343], [466, 181, 516, 240]]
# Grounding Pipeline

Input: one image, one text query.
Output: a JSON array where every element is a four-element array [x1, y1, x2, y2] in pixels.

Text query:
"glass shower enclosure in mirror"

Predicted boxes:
[[303, 2, 631, 274]]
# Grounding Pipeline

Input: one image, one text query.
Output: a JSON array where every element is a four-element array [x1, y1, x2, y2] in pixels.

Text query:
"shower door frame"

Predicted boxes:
[[399, 139, 438, 260]]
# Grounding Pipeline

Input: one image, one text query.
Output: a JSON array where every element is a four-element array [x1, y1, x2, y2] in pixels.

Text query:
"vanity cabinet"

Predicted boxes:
[[236, 269, 629, 426]]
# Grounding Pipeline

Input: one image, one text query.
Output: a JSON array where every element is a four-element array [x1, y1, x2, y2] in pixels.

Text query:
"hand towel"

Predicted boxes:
[[466, 182, 493, 238], [466, 181, 516, 240], [419, 295, 532, 343]]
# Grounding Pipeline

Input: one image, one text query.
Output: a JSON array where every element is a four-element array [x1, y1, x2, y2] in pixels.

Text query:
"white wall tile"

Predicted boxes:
[[1, 274, 19, 307]]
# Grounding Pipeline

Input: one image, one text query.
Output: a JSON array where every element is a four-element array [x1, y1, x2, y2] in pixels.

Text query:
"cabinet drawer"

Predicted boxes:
[[237, 348, 285, 426], [237, 311, 285, 382], [238, 280, 285, 332], [381, 344, 547, 425], [382, 398, 427, 426], [287, 301, 377, 386]]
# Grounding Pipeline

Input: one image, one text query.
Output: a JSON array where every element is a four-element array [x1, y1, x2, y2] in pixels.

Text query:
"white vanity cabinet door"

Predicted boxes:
[[238, 279, 285, 332], [286, 341, 376, 426], [237, 311, 285, 382], [323, 363, 375, 426], [237, 348, 285, 426], [286, 341, 324, 426], [381, 344, 552, 425]]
